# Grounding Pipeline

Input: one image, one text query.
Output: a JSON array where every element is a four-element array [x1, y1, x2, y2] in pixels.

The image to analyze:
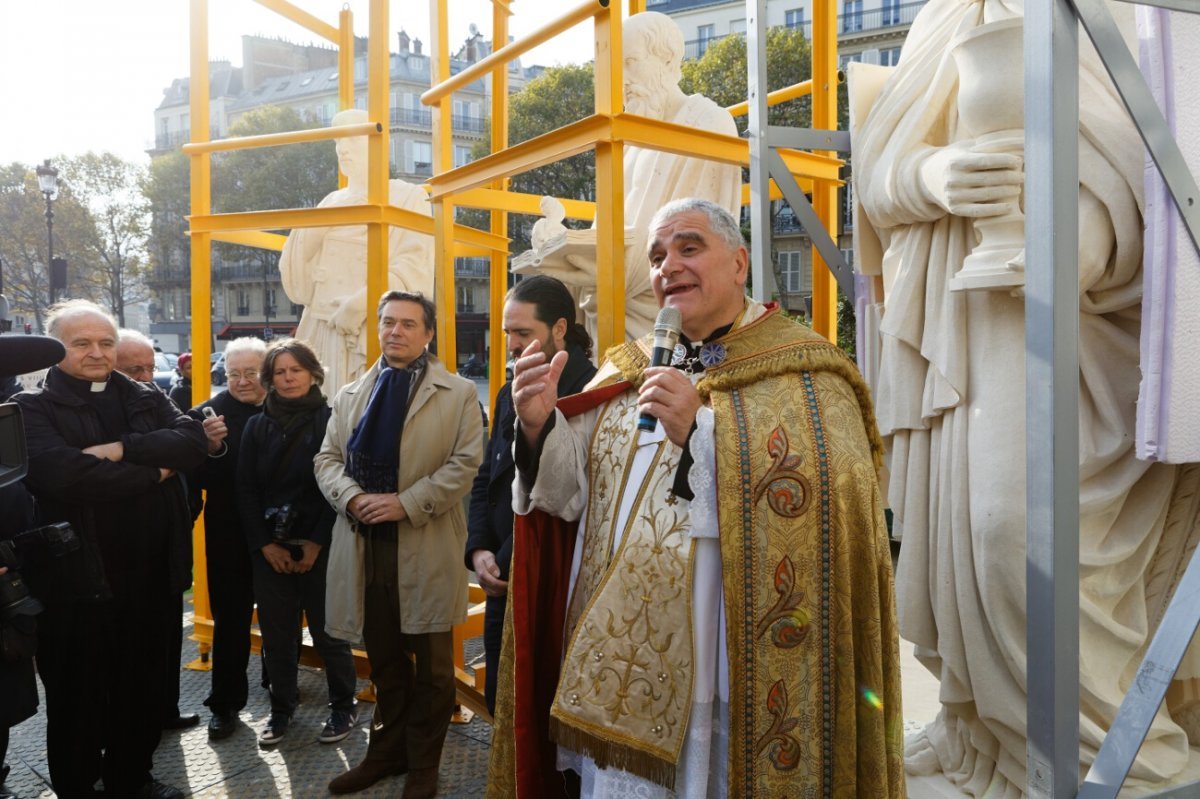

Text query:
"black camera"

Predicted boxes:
[[264, 504, 299, 543], [0, 523, 79, 622]]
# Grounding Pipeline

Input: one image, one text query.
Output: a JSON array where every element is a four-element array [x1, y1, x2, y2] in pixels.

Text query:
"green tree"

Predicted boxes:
[[682, 27, 853, 351], [142, 106, 340, 314], [680, 26, 817, 133], [469, 64, 597, 253], [60, 152, 150, 327], [0, 160, 104, 330], [211, 106, 339, 272]]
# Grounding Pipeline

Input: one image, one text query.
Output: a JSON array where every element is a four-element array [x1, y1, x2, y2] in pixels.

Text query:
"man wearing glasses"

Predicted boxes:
[[186, 337, 269, 740], [115, 330, 203, 734]]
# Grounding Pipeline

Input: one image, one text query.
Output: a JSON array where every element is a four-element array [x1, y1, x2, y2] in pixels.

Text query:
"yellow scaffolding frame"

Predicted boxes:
[[185, 1, 503, 715], [186, 0, 842, 719], [422, 0, 844, 413]]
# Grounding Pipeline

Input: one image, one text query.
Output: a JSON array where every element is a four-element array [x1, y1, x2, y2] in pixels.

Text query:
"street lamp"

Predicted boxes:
[[35, 160, 59, 305]]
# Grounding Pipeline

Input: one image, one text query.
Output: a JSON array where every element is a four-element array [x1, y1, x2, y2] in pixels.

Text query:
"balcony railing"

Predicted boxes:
[[455, 258, 489, 278], [452, 114, 486, 133], [236, 306, 250, 316], [218, 263, 279, 281], [391, 107, 432, 127], [388, 108, 485, 133], [683, 1, 927, 59]]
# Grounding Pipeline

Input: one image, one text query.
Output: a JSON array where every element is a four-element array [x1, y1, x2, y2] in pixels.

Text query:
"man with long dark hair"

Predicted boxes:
[[466, 276, 596, 717]]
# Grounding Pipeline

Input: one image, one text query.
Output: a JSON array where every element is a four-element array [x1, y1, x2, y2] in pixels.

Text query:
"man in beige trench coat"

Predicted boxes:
[[316, 290, 483, 798]]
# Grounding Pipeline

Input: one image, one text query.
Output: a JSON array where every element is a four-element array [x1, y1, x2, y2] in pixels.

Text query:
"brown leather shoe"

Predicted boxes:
[[401, 766, 439, 799], [328, 758, 408, 795]]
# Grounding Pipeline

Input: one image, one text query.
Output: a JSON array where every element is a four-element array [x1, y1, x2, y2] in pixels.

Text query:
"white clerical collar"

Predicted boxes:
[[90, 380, 108, 393]]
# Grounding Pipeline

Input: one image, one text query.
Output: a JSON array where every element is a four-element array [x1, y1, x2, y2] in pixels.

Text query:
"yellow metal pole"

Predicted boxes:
[[421, 0, 607, 106], [810, 0, 838, 341], [251, 0, 339, 42], [339, 6, 354, 191], [180, 122, 381, 154], [187, 0, 213, 664], [431, 0, 457, 366], [593, 0, 625, 353], [365, 0, 389, 365], [488, 0, 512, 405]]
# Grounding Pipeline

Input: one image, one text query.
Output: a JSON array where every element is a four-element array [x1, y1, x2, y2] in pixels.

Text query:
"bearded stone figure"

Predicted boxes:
[[515, 11, 741, 343], [852, 0, 1200, 795], [279, 109, 434, 394]]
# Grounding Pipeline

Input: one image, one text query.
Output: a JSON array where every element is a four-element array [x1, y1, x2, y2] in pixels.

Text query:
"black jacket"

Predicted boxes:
[[236, 404, 335, 553], [465, 344, 596, 577], [169, 378, 194, 411], [0, 481, 40, 727], [187, 392, 263, 558], [15, 367, 208, 600]]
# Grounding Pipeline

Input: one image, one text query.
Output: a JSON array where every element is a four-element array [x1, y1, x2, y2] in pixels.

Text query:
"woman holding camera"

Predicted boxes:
[[237, 339, 357, 747]]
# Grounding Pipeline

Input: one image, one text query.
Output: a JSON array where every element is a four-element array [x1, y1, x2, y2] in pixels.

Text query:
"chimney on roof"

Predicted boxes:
[[398, 29, 410, 54], [412, 38, 423, 56]]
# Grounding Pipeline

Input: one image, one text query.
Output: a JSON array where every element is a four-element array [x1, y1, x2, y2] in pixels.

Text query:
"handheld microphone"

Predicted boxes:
[[637, 306, 682, 433]]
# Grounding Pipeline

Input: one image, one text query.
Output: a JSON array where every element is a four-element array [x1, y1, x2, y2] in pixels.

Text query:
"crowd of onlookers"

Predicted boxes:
[[0, 279, 586, 798]]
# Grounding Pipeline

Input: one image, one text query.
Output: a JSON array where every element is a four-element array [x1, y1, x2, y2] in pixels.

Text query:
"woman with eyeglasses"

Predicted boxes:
[[236, 339, 357, 748]]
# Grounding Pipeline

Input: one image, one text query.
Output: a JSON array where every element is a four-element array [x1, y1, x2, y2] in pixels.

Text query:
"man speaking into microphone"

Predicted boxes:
[[488, 198, 904, 798]]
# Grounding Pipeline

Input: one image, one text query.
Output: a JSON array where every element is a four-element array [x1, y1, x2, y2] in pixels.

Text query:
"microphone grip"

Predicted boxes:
[[636, 344, 675, 432]]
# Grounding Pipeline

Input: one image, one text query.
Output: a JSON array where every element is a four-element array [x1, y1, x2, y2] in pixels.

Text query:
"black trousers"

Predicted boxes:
[[482, 594, 505, 716], [361, 535, 455, 770], [163, 591, 185, 722], [37, 578, 171, 798], [252, 546, 357, 718], [204, 539, 255, 716]]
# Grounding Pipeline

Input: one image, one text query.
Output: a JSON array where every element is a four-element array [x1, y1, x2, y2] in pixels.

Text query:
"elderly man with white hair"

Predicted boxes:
[[14, 300, 206, 799], [185, 336, 270, 741]]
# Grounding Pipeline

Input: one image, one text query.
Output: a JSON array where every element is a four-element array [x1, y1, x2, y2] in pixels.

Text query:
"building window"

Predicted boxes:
[[405, 140, 434, 174], [778, 251, 806, 294], [454, 145, 472, 168], [457, 285, 473, 313], [785, 8, 805, 30], [842, 0, 863, 33], [697, 24, 715, 56], [882, 0, 901, 25], [879, 47, 902, 67], [840, 52, 864, 67]]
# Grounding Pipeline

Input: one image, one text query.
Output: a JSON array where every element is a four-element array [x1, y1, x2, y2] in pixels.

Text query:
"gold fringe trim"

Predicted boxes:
[[603, 312, 886, 474], [550, 716, 678, 792]]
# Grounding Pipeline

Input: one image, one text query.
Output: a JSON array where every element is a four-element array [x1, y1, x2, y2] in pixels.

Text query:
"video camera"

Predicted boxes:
[[0, 523, 78, 622]]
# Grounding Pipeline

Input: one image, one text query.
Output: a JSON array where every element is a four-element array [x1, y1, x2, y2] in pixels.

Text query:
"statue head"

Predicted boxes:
[[332, 108, 371, 185], [623, 12, 685, 119]]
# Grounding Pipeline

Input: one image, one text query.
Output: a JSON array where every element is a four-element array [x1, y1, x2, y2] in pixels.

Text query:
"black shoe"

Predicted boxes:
[[163, 712, 200, 730], [207, 711, 237, 740], [134, 780, 184, 799]]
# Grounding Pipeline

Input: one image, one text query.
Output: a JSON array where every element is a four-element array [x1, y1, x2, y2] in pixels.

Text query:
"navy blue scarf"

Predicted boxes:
[[344, 358, 422, 493]]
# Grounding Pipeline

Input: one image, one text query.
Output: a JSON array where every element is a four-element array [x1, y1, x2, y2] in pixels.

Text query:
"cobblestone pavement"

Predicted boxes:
[[5, 613, 491, 798]]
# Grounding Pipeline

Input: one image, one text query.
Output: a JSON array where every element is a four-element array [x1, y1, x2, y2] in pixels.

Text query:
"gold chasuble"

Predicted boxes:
[[489, 306, 904, 798]]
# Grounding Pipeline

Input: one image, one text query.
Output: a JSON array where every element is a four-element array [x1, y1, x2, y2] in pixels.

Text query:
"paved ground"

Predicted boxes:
[[4, 611, 492, 799]]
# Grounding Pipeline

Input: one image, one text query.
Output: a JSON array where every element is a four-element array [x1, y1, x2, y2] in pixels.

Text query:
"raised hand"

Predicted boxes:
[[512, 339, 568, 447]]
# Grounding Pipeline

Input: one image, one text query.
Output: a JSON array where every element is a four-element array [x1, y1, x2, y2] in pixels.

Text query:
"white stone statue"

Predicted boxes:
[[529, 195, 567, 251], [852, 0, 1200, 794], [513, 11, 742, 343], [279, 108, 434, 393]]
